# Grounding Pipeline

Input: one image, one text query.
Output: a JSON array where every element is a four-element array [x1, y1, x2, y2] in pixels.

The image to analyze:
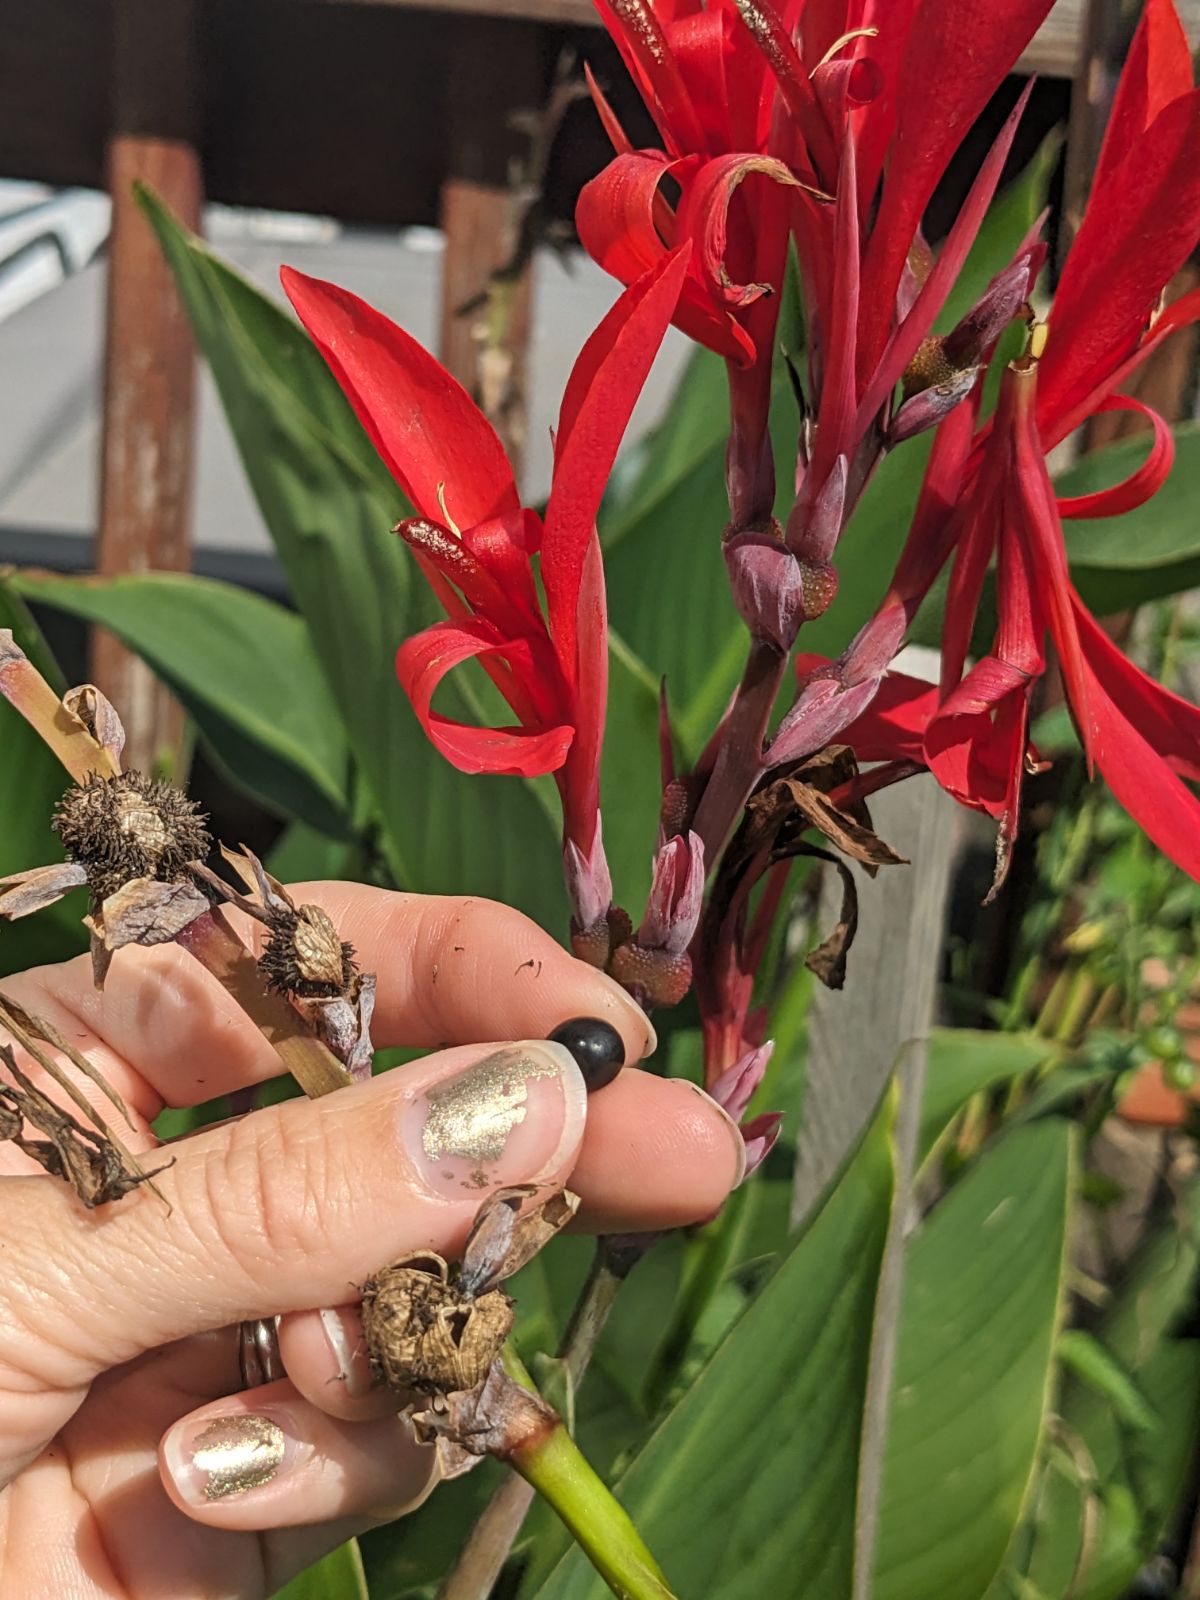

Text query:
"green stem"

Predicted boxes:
[[503, 1351, 679, 1600], [436, 1241, 633, 1600]]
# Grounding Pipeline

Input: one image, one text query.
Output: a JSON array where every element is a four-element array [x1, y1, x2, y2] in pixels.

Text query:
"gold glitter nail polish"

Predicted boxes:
[[422, 1047, 559, 1166], [189, 1414, 286, 1501]]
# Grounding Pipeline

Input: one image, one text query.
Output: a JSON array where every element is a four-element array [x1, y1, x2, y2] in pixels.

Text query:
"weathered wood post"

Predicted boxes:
[[95, 0, 202, 772]]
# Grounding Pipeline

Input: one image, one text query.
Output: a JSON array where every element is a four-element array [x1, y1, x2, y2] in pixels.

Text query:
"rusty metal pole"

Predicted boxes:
[[94, 0, 203, 773], [439, 18, 543, 483]]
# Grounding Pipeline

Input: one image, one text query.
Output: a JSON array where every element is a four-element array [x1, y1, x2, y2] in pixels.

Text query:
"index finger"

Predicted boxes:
[[10, 884, 655, 1110]]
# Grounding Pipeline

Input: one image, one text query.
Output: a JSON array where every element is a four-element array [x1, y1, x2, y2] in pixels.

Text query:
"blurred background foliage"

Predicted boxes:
[[2, 137, 1200, 1600]]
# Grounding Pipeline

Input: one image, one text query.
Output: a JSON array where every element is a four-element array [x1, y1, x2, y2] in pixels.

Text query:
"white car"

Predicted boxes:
[[0, 184, 110, 322]]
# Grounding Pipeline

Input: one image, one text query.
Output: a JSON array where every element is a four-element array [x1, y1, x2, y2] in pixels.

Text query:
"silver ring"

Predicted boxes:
[[238, 1317, 285, 1389]]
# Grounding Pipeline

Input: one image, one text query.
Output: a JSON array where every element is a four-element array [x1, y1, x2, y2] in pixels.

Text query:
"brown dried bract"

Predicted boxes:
[[705, 747, 907, 992]]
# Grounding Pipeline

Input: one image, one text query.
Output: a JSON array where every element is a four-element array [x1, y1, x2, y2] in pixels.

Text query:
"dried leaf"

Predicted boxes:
[[0, 861, 88, 920], [0, 1047, 170, 1207], [801, 846, 859, 990], [459, 1187, 581, 1295], [0, 989, 134, 1127]]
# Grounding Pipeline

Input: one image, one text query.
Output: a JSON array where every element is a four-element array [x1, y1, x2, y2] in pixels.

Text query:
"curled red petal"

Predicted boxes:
[[924, 657, 1032, 819], [1056, 397, 1174, 520], [676, 152, 802, 307], [396, 620, 574, 777], [281, 267, 519, 529]]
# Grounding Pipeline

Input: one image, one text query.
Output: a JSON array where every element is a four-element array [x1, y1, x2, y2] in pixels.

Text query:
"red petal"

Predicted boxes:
[[1038, 89, 1200, 436], [1071, 596, 1200, 785], [1093, 0, 1194, 195], [924, 657, 1032, 818], [578, 154, 761, 364], [676, 152, 801, 306], [1078, 635, 1200, 883], [856, 0, 1054, 380], [855, 0, 922, 205], [593, 0, 709, 155], [544, 249, 690, 673], [396, 620, 573, 777], [855, 83, 1032, 432], [811, 133, 860, 481], [585, 63, 636, 156], [1056, 397, 1174, 519], [281, 267, 519, 529], [837, 669, 939, 762]]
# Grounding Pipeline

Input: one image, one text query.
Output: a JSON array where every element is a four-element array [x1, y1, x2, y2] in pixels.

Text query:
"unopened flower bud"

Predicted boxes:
[[639, 832, 705, 957], [710, 1042, 775, 1123], [724, 521, 837, 648], [723, 522, 805, 651]]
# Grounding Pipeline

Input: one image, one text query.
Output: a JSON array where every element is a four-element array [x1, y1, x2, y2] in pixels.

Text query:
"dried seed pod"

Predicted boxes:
[[53, 771, 211, 905], [362, 1256, 515, 1395], [259, 902, 357, 999]]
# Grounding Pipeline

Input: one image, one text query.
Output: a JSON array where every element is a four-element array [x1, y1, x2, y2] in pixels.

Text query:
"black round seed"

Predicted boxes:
[[548, 1017, 626, 1093]]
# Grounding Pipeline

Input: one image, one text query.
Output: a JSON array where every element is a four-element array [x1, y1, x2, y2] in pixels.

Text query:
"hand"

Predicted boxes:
[[0, 883, 743, 1599]]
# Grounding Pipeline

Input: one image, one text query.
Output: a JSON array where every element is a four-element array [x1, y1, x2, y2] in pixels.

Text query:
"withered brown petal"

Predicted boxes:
[[220, 842, 292, 913], [411, 1360, 557, 1462], [98, 877, 211, 951], [0, 861, 88, 919], [459, 1187, 533, 1296], [63, 684, 126, 767]]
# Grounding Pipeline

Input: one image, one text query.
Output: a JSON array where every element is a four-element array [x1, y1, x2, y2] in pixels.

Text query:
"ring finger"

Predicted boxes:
[[158, 1378, 438, 1532]]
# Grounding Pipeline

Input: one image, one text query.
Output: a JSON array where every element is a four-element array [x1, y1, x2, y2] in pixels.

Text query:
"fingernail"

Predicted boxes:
[[164, 1411, 298, 1506], [680, 1080, 748, 1189], [402, 1042, 586, 1199], [319, 1306, 373, 1398], [599, 977, 658, 1059]]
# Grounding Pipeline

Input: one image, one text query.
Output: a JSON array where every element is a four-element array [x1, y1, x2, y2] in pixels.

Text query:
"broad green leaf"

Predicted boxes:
[[1057, 423, 1200, 614], [602, 350, 794, 757], [871, 1119, 1073, 1600], [1009, 1179, 1200, 1600], [140, 188, 566, 929], [271, 1539, 368, 1600], [601, 631, 668, 909], [0, 579, 88, 974], [918, 1029, 1058, 1169], [12, 572, 353, 839], [531, 1100, 894, 1600], [265, 819, 366, 884]]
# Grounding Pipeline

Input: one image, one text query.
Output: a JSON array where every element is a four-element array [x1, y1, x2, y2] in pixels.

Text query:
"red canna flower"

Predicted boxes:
[[580, 0, 1055, 534], [777, 0, 1200, 887], [282, 251, 689, 915]]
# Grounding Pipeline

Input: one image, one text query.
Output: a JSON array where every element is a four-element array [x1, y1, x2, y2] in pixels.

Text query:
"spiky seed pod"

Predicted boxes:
[[53, 772, 211, 905], [258, 903, 357, 999]]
